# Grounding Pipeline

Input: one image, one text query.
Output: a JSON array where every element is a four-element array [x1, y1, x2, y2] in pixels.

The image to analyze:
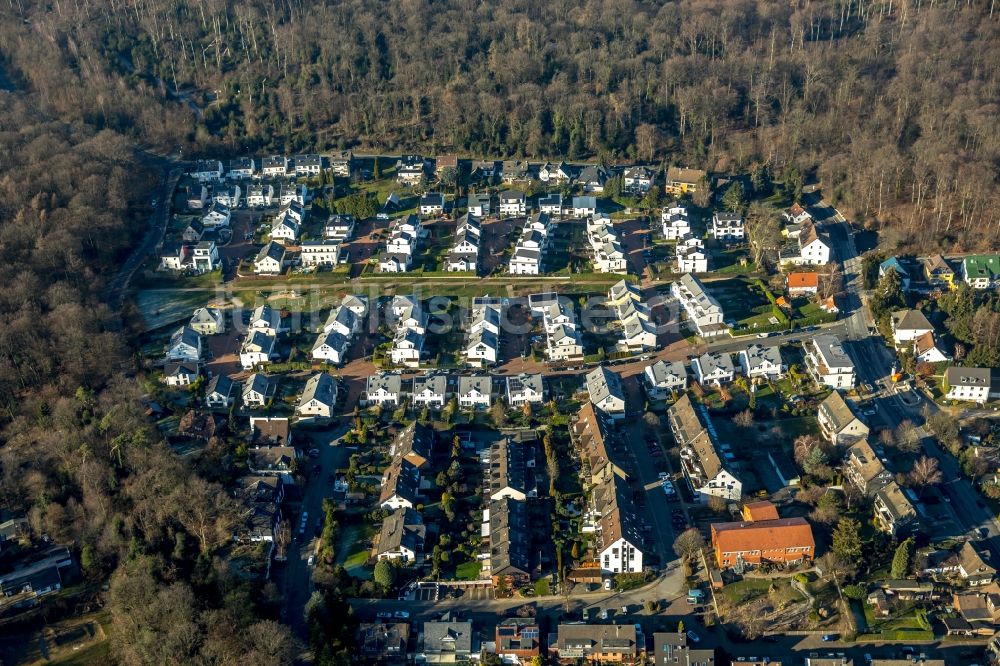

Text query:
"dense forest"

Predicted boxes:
[[0, 67, 299, 666], [2, 0, 999, 249]]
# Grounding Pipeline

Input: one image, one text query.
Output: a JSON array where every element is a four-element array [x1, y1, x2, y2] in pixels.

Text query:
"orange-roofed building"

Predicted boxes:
[[741, 500, 780, 522], [787, 272, 819, 295], [712, 517, 815, 570]]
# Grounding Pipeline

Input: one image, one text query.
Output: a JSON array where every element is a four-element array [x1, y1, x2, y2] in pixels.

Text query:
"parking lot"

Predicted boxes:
[[440, 582, 495, 601]]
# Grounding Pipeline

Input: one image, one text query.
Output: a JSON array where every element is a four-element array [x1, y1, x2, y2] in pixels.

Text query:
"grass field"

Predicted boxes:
[[0, 609, 111, 666], [135, 289, 214, 331], [705, 277, 771, 324], [455, 560, 483, 580], [336, 522, 374, 579]]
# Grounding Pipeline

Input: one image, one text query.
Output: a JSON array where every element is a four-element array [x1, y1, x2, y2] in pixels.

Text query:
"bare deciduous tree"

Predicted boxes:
[[908, 455, 943, 495]]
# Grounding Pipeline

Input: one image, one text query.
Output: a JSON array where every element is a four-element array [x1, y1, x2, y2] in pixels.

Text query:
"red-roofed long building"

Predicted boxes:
[[712, 503, 815, 571]]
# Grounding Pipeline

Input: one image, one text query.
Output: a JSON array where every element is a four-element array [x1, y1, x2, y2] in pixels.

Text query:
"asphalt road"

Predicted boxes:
[[278, 424, 351, 638], [104, 156, 183, 311], [814, 194, 1000, 553]]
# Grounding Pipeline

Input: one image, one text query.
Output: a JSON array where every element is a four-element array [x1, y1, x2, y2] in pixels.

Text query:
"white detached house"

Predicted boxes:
[[166, 326, 202, 362], [311, 330, 350, 364], [644, 360, 687, 399], [296, 373, 338, 419], [692, 352, 735, 386], [506, 373, 545, 406], [738, 345, 786, 380], [240, 331, 277, 368], [458, 375, 493, 410], [412, 374, 448, 409], [891, 310, 934, 348]]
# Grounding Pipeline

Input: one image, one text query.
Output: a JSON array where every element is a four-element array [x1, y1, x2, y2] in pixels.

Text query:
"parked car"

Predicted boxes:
[[822, 634, 838, 642], [393, 611, 410, 619], [377, 611, 392, 619], [686, 631, 700, 643]]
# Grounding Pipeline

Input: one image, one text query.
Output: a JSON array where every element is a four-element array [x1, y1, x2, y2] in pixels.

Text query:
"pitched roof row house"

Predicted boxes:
[[465, 301, 500, 367], [378, 215, 423, 273], [364, 371, 545, 409], [590, 474, 645, 574], [671, 273, 730, 339], [375, 506, 426, 563], [509, 213, 551, 275], [483, 497, 532, 587], [446, 213, 482, 273], [711, 501, 815, 571], [587, 216, 627, 274], [668, 394, 742, 502], [533, 294, 584, 362], [607, 280, 657, 352]]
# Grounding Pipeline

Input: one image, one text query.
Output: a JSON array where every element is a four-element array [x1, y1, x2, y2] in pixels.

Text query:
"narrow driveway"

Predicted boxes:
[[279, 424, 351, 638]]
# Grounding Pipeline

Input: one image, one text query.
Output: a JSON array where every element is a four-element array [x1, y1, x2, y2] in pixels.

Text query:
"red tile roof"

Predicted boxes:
[[742, 501, 780, 522], [787, 272, 819, 289], [712, 517, 815, 567]]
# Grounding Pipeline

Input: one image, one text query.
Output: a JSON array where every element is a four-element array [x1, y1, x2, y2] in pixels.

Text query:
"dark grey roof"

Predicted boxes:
[[488, 497, 531, 576], [206, 374, 235, 397], [413, 373, 448, 396], [944, 366, 992, 388], [458, 374, 493, 397], [506, 373, 544, 396], [377, 507, 425, 556], [256, 241, 286, 264], [488, 438, 535, 498], [299, 373, 337, 408], [244, 373, 275, 399], [585, 366, 624, 404], [420, 192, 444, 206], [165, 361, 199, 377], [422, 620, 473, 655]]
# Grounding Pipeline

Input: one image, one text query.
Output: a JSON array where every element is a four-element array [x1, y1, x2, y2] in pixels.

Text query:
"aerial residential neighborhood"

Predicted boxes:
[[7, 146, 999, 665], [102, 151, 999, 666], [7, 0, 1000, 663]]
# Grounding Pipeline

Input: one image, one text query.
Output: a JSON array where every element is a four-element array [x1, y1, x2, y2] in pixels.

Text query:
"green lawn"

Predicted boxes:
[[705, 277, 771, 323], [862, 603, 931, 634], [713, 249, 758, 275], [53, 639, 111, 665], [720, 578, 774, 605], [768, 416, 820, 438], [135, 289, 213, 332], [336, 522, 374, 578], [455, 560, 482, 580]]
